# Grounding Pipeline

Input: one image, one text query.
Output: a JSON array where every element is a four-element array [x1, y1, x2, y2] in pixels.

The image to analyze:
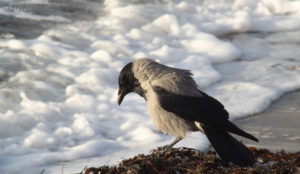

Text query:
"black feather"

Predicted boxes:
[[202, 125, 255, 167]]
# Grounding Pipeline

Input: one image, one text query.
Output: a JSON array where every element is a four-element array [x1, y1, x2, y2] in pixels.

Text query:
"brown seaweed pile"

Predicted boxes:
[[82, 147, 300, 174]]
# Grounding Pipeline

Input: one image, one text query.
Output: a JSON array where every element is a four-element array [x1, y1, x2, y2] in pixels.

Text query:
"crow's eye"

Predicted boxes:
[[122, 76, 128, 84], [119, 74, 129, 87]]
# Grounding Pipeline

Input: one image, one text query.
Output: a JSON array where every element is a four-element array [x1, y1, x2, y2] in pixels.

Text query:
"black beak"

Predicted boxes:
[[117, 88, 127, 105]]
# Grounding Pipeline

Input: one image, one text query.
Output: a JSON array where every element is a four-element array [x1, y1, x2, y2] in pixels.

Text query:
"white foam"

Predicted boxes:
[[143, 14, 181, 36], [209, 82, 281, 119], [1, 0, 300, 173], [180, 32, 241, 63]]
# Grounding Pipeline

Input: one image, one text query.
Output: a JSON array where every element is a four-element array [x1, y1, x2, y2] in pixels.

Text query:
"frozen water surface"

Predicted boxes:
[[0, 0, 300, 173]]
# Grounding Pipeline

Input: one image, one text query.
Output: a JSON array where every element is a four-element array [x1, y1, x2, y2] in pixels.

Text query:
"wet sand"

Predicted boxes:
[[235, 90, 300, 152]]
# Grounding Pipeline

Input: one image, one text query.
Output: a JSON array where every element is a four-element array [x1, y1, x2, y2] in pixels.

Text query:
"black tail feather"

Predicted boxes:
[[223, 121, 259, 142], [202, 125, 255, 167]]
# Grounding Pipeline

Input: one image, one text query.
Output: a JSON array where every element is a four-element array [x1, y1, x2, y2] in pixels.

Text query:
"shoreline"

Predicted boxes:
[[235, 90, 300, 152]]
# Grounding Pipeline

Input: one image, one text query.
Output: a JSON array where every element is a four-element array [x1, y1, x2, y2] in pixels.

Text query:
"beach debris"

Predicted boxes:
[[82, 147, 300, 174]]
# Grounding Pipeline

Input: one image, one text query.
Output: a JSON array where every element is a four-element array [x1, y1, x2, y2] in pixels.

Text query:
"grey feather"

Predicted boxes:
[[132, 58, 201, 97]]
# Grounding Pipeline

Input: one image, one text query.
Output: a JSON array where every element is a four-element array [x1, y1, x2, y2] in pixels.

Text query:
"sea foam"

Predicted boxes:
[[0, 0, 300, 173]]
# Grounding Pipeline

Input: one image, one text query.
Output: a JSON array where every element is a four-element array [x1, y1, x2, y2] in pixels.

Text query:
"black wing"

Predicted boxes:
[[153, 86, 228, 124], [153, 86, 258, 142]]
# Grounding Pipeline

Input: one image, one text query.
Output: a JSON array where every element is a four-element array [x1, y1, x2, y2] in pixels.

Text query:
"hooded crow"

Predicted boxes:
[[117, 58, 258, 167]]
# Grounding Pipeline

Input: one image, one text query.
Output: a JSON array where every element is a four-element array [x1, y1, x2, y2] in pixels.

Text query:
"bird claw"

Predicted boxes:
[[151, 145, 173, 157], [157, 145, 172, 151]]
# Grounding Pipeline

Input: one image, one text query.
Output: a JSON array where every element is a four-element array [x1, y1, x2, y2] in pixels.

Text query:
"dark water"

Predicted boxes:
[[0, 0, 103, 39]]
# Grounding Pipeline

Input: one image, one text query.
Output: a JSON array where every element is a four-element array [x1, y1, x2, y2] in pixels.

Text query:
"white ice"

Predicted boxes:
[[0, 0, 300, 173]]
